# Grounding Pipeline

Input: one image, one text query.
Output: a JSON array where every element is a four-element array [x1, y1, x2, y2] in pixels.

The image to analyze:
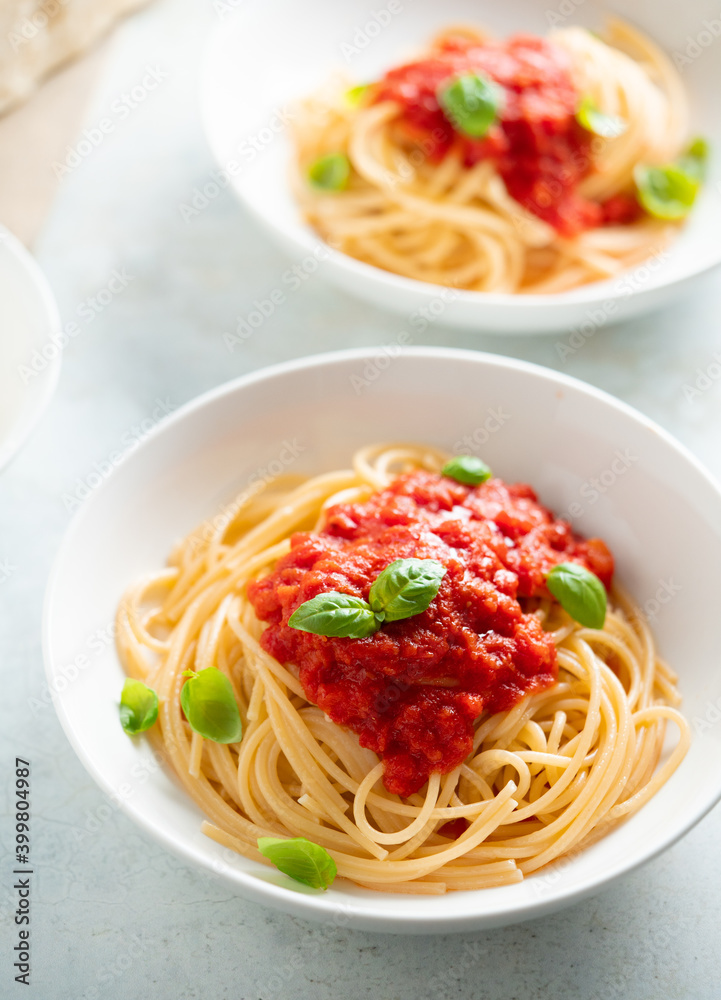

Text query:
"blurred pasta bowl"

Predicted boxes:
[[44, 347, 721, 930], [0, 226, 61, 471], [201, 0, 721, 333]]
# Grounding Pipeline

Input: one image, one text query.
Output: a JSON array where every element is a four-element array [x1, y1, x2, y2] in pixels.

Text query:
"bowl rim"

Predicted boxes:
[[0, 225, 62, 472], [200, 11, 721, 315], [42, 346, 721, 930]]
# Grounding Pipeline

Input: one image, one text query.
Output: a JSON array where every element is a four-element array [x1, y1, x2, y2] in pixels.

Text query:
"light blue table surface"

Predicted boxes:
[[2, 0, 721, 997]]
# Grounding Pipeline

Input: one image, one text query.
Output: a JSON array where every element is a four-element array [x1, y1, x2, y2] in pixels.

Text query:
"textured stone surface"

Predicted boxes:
[[2, 0, 721, 997]]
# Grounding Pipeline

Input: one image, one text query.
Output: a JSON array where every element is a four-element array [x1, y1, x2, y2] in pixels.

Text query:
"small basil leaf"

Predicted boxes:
[[546, 562, 607, 629], [180, 667, 243, 744], [308, 153, 350, 191], [345, 83, 370, 107], [368, 558, 446, 622], [442, 455, 492, 485], [575, 96, 627, 139], [119, 678, 158, 735], [438, 72, 502, 139], [257, 836, 337, 889], [677, 136, 709, 181], [288, 592, 380, 638], [634, 162, 699, 220]]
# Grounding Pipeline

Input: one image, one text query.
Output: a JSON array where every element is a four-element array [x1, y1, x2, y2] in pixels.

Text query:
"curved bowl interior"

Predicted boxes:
[[0, 227, 61, 471], [43, 347, 721, 931], [201, 0, 721, 333]]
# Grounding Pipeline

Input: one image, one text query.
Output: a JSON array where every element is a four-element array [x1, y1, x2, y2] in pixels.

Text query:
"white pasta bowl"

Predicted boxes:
[[44, 347, 721, 931], [0, 226, 61, 471], [201, 0, 721, 333]]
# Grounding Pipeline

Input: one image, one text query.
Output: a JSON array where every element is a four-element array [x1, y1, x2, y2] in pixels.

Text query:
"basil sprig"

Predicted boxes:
[[287, 592, 380, 638], [634, 163, 698, 221], [257, 836, 337, 890], [438, 72, 503, 139], [442, 454, 492, 485], [575, 96, 627, 139], [180, 667, 243, 744], [119, 678, 158, 735], [308, 153, 350, 191], [635, 137, 708, 220], [546, 562, 607, 629], [677, 137, 708, 181], [368, 557, 446, 622], [288, 558, 446, 639]]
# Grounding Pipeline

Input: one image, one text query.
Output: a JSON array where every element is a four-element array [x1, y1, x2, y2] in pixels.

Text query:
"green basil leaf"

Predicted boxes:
[[180, 667, 243, 744], [546, 562, 607, 629], [677, 136, 709, 181], [119, 678, 158, 735], [575, 96, 627, 139], [288, 592, 381, 638], [634, 162, 699, 220], [368, 558, 446, 622], [345, 83, 370, 107], [442, 455, 492, 485], [308, 153, 350, 191], [438, 73, 502, 139], [257, 836, 337, 889]]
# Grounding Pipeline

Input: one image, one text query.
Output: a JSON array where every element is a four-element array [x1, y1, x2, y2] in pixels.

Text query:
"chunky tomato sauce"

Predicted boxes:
[[373, 33, 639, 236], [248, 470, 613, 798]]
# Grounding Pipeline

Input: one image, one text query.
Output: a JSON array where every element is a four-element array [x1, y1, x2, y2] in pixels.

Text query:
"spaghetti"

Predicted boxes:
[[291, 20, 694, 293], [116, 444, 689, 893]]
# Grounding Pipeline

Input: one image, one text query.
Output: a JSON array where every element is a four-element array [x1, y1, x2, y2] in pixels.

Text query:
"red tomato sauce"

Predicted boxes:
[[372, 33, 625, 236], [248, 470, 614, 798]]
